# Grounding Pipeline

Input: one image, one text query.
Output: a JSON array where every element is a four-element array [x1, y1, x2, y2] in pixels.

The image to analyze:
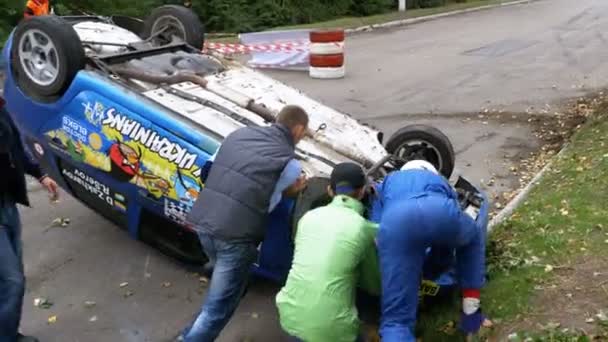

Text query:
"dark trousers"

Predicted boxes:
[[182, 232, 258, 342], [0, 198, 24, 342]]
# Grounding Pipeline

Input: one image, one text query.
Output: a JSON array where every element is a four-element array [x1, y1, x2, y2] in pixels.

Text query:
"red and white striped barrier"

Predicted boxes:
[[309, 29, 345, 79], [205, 41, 309, 54], [204, 29, 346, 77], [248, 60, 305, 69]]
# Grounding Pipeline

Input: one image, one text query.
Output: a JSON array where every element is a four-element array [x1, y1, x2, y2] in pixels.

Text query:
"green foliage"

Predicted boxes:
[[0, 0, 396, 35], [351, 0, 394, 16], [416, 0, 447, 8], [0, 0, 482, 42]]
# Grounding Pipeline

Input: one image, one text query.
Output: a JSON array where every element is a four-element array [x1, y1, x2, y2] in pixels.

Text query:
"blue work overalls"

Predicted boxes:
[[374, 169, 487, 341]]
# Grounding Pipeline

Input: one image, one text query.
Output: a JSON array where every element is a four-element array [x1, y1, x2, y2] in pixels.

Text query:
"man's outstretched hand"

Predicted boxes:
[[283, 174, 308, 198], [40, 176, 59, 202]]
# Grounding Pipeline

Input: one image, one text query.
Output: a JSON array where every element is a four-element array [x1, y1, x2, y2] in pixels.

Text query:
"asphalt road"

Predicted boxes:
[[17, 0, 608, 341], [268, 0, 608, 116]]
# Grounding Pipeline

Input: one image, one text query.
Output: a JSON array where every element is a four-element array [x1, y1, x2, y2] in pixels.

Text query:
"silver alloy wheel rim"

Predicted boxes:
[[19, 28, 59, 87], [395, 139, 444, 172], [151, 15, 187, 44]]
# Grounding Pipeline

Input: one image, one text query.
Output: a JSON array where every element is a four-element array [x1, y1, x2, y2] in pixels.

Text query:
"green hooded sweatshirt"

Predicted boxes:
[[276, 195, 378, 342]]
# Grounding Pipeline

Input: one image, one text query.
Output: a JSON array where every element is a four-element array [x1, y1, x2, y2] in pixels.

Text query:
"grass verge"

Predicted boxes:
[[416, 103, 608, 341], [275, 0, 512, 31]]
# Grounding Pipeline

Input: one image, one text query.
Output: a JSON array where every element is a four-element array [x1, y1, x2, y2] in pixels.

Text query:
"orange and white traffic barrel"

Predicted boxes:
[[309, 29, 345, 79]]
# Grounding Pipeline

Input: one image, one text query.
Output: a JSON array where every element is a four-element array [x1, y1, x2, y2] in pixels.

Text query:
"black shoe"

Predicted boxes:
[[17, 334, 39, 342]]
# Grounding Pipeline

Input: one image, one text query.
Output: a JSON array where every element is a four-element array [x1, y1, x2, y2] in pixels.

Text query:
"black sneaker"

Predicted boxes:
[[17, 334, 39, 342]]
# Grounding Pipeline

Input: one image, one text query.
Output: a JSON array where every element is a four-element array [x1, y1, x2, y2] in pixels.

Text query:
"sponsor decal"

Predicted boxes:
[[102, 108, 197, 170], [62, 167, 114, 206], [82, 101, 106, 125], [62, 116, 88, 143], [46, 98, 205, 221], [88, 133, 102, 150], [114, 201, 127, 212], [164, 198, 191, 226], [62, 166, 127, 212]]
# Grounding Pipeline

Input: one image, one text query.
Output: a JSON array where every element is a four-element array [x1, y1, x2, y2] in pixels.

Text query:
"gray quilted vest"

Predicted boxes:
[[188, 124, 295, 243]]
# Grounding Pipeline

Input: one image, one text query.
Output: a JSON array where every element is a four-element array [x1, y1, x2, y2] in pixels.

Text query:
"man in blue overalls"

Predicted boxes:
[[374, 160, 489, 341]]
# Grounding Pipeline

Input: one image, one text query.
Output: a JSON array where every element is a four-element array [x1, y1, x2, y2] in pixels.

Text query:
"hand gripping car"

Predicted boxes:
[[2, 6, 488, 299]]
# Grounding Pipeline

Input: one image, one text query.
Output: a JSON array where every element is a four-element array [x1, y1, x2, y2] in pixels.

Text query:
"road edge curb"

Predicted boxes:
[[345, 0, 537, 35], [487, 143, 570, 231]]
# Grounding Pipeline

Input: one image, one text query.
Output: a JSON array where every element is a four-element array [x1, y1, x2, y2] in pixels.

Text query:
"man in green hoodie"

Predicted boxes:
[[276, 162, 377, 342]]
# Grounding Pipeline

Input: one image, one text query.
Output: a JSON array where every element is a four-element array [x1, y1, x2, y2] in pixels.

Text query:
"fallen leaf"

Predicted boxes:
[[438, 320, 456, 335], [51, 217, 70, 227], [47, 315, 57, 324], [119, 282, 129, 288], [84, 301, 97, 308], [542, 322, 561, 330]]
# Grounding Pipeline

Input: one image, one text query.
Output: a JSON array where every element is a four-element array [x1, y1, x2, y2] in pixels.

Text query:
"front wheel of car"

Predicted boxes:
[[385, 124, 456, 179], [141, 5, 205, 49], [11, 16, 85, 102]]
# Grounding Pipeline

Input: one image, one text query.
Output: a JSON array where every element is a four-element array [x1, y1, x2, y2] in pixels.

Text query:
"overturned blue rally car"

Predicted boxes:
[[2, 6, 488, 298]]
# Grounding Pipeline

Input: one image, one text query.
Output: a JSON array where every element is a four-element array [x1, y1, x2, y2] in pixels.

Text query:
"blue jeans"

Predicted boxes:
[[182, 232, 258, 342], [0, 197, 24, 342]]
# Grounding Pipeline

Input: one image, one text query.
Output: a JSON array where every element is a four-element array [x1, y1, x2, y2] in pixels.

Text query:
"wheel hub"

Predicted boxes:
[[18, 29, 59, 87], [150, 15, 186, 45], [395, 140, 443, 172]]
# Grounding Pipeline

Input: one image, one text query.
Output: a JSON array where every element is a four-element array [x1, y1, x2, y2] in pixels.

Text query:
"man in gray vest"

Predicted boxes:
[[181, 105, 309, 342]]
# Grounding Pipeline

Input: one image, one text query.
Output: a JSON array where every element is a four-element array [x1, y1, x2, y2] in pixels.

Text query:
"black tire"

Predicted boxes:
[[385, 124, 455, 178], [290, 177, 332, 240], [141, 5, 205, 49], [11, 16, 85, 102]]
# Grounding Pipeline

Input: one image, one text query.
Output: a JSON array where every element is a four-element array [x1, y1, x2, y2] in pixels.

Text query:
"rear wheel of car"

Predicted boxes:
[[11, 16, 85, 102], [141, 5, 205, 49], [385, 124, 456, 178]]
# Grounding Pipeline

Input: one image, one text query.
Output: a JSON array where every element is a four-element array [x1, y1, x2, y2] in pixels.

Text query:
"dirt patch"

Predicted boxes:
[[494, 255, 608, 339], [477, 92, 600, 217]]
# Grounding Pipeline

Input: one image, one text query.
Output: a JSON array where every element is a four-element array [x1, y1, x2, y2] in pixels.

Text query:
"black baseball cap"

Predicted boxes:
[[330, 162, 366, 194]]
